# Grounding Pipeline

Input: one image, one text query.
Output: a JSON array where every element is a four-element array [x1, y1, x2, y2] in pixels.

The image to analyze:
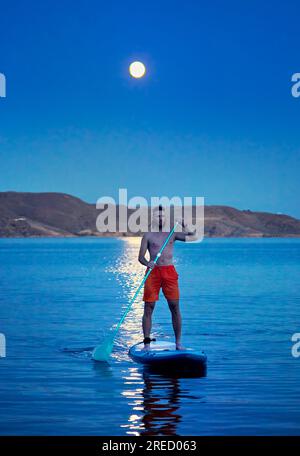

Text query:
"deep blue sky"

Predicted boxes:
[[0, 0, 299, 217]]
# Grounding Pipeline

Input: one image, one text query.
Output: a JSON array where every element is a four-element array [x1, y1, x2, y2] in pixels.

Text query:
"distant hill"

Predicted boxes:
[[1, 191, 300, 238]]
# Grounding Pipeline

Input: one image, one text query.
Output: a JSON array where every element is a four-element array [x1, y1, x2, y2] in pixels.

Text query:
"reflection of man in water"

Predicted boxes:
[[141, 372, 181, 436], [138, 206, 199, 350]]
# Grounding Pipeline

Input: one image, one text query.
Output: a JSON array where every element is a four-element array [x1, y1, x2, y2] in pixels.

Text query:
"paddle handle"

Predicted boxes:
[[114, 222, 179, 333]]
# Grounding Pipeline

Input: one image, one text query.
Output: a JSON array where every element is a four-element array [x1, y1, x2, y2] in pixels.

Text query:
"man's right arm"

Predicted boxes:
[[138, 234, 155, 269], [138, 234, 149, 267]]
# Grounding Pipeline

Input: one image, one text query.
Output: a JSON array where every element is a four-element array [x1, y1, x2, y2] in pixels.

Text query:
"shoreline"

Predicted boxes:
[[1, 234, 300, 239]]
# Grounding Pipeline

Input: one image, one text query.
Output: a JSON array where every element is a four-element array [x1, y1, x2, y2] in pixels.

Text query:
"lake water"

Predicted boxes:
[[0, 238, 300, 436]]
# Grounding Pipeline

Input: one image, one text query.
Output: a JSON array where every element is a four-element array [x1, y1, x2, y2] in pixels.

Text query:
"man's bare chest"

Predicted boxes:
[[148, 235, 174, 251]]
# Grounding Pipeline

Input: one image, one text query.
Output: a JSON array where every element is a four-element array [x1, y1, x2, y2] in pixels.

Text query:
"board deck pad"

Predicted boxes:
[[134, 341, 181, 352]]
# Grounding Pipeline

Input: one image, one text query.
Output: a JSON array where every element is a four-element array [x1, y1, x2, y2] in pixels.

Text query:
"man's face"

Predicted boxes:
[[153, 209, 165, 229]]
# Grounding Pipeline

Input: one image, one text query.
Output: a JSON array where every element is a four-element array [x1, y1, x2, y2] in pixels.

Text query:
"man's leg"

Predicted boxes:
[[167, 299, 184, 350], [142, 301, 156, 349]]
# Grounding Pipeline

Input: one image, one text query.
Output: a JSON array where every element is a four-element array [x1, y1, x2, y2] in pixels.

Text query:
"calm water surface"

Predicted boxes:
[[0, 238, 300, 435]]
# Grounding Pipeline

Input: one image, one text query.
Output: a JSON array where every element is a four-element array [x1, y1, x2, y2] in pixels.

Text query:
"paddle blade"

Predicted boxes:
[[92, 336, 115, 362]]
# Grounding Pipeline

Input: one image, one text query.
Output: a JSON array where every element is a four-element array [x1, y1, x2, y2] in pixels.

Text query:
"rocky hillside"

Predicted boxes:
[[1, 191, 300, 237]]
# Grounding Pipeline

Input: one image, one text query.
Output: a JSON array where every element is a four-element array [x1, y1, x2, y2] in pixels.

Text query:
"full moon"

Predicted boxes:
[[129, 61, 146, 78]]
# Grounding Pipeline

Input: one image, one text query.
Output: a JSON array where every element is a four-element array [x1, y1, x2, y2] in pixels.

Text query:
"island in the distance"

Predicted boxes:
[[1, 191, 300, 238]]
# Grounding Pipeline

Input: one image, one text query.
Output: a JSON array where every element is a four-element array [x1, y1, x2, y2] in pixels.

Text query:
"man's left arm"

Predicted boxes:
[[174, 220, 199, 242]]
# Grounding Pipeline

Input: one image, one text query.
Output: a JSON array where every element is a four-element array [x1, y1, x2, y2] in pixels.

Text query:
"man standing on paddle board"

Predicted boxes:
[[138, 206, 199, 350]]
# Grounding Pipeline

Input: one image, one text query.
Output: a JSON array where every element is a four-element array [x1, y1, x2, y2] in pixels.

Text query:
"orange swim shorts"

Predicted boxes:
[[143, 265, 179, 302]]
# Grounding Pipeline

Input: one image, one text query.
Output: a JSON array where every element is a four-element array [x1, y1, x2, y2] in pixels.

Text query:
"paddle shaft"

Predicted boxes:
[[114, 222, 179, 334]]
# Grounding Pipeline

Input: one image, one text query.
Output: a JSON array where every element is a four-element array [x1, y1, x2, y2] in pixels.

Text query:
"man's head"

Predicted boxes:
[[152, 205, 165, 230]]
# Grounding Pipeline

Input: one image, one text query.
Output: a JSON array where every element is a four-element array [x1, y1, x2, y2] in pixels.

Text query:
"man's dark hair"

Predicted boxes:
[[153, 205, 165, 213]]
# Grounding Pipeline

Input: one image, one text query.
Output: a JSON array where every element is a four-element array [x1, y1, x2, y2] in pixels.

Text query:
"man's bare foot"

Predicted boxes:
[[142, 344, 151, 351], [176, 343, 186, 350]]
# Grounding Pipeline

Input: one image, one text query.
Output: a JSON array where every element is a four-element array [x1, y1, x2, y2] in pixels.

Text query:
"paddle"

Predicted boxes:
[[92, 222, 179, 362]]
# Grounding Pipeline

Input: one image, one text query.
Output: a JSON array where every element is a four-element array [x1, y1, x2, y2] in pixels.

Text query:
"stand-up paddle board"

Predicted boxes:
[[128, 340, 207, 376]]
